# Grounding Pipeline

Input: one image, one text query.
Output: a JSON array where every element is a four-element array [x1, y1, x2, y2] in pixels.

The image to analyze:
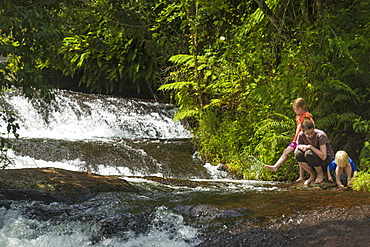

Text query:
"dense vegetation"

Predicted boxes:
[[1, 0, 370, 188]]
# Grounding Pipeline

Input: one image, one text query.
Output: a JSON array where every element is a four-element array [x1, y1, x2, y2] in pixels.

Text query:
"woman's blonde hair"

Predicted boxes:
[[335, 150, 349, 168]]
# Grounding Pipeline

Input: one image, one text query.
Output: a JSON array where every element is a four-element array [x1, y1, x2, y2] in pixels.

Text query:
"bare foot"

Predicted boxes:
[[304, 176, 315, 186], [296, 177, 305, 182], [314, 174, 324, 184], [265, 165, 278, 172]]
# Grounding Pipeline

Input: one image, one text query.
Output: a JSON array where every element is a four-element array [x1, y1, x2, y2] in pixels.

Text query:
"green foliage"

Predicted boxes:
[[56, 0, 160, 94], [159, 0, 370, 181], [351, 170, 370, 192], [0, 0, 64, 96], [0, 0, 171, 96], [353, 118, 370, 171]]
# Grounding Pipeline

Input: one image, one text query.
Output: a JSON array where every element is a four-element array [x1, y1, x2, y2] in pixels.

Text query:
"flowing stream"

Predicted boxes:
[[0, 89, 369, 247]]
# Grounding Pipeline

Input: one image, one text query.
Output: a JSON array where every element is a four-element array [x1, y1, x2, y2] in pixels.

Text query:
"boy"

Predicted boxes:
[[327, 150, 358, 188]]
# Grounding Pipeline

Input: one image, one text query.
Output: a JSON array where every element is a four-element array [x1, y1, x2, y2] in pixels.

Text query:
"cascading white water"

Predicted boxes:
[[0, 88, 230, 179], [0, 206, 200, 247], [2, 88, 191, 140]]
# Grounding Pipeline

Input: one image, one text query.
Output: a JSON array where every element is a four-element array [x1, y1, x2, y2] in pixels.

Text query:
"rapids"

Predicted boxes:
[[0, 88, 369, 246]]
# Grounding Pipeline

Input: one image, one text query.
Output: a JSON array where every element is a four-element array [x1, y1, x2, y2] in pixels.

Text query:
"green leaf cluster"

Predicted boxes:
[[351, 170, 370, 192], [0, 0, 171, 96]]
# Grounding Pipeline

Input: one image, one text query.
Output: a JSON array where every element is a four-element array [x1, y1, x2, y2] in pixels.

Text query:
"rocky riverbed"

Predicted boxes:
[[0, 168, 369, 247]]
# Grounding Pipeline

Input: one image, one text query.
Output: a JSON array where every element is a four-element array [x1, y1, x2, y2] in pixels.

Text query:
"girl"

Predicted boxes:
[[265, 98, 314, 181]]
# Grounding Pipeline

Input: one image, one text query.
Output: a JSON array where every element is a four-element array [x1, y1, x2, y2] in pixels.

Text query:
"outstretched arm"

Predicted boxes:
[[293, 123, 301, 142]]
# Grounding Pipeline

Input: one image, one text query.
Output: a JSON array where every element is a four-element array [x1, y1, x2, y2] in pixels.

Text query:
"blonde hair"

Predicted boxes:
[[335, 151, 349, 168], [293, 98, 307, 111]]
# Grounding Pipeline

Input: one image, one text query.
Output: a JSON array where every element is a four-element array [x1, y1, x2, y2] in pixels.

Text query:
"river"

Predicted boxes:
[[0, 89, 369, 246]]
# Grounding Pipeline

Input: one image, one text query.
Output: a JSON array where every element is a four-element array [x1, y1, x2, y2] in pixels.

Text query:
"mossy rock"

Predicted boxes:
[[0, 167, 136, 204]]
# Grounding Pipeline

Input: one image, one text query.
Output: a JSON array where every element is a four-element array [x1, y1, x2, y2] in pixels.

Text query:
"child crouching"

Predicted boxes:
[[327, 150, 357, 188]]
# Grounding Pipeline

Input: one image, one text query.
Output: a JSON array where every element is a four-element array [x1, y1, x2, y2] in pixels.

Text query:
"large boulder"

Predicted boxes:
[[0, 167, 136, 204]]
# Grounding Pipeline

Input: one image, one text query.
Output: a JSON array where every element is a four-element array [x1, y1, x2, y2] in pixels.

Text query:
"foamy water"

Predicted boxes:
[[0, 206, 200, 247], [2, 89, 191, 140], [7, 150, 238, 179]]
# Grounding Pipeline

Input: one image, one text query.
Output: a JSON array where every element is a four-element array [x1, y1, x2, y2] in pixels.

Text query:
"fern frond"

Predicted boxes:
[[158, 81, 195, 91], [332, 93, 353, 104], [174, 108, 199, 121], [317, 112, 359, 129], [326, 79, 360, 102], [169, 54, 195, 66], [337, 112, 359, 124], [254, 118, 293, 136], [316, 114, 337, 129], [236, 0, 278, 36], [268, 112, 292, 122]]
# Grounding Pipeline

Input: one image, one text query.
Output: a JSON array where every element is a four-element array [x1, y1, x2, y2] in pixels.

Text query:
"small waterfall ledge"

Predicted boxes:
[[2, 88, 191, 140]]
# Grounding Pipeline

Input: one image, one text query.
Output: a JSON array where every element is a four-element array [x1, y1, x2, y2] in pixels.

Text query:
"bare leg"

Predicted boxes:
[[335, 166, 345, 187], [314, 166, 324, 184], [344, 164, 352, 186], [296, 166, 306, 181], [298, 162, 316, 185], [265, 155, 287, 172], [265, 146, 294, 172]]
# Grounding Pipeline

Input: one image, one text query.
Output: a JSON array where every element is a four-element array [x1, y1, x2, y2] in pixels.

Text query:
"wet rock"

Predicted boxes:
[[196, 193, 370, 247], [189, 204, 220, 220], [101, 211, 153, 238], [143, 176, 202, 188], [198, 228, 293, 247], [0, 167, 136, 204], [287, 180, 339, 190]]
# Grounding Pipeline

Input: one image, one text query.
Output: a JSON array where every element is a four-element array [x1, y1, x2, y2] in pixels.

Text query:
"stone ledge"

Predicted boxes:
[[0, 167, 136, 203]]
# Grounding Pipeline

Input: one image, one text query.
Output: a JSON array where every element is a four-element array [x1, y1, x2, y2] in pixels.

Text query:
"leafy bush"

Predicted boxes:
[[351, 170, 370, 192]]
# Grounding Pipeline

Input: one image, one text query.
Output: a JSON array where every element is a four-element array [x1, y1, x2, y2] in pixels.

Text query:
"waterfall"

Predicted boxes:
[[1, 88, 226, 179], [2, 88, 191, 140]]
